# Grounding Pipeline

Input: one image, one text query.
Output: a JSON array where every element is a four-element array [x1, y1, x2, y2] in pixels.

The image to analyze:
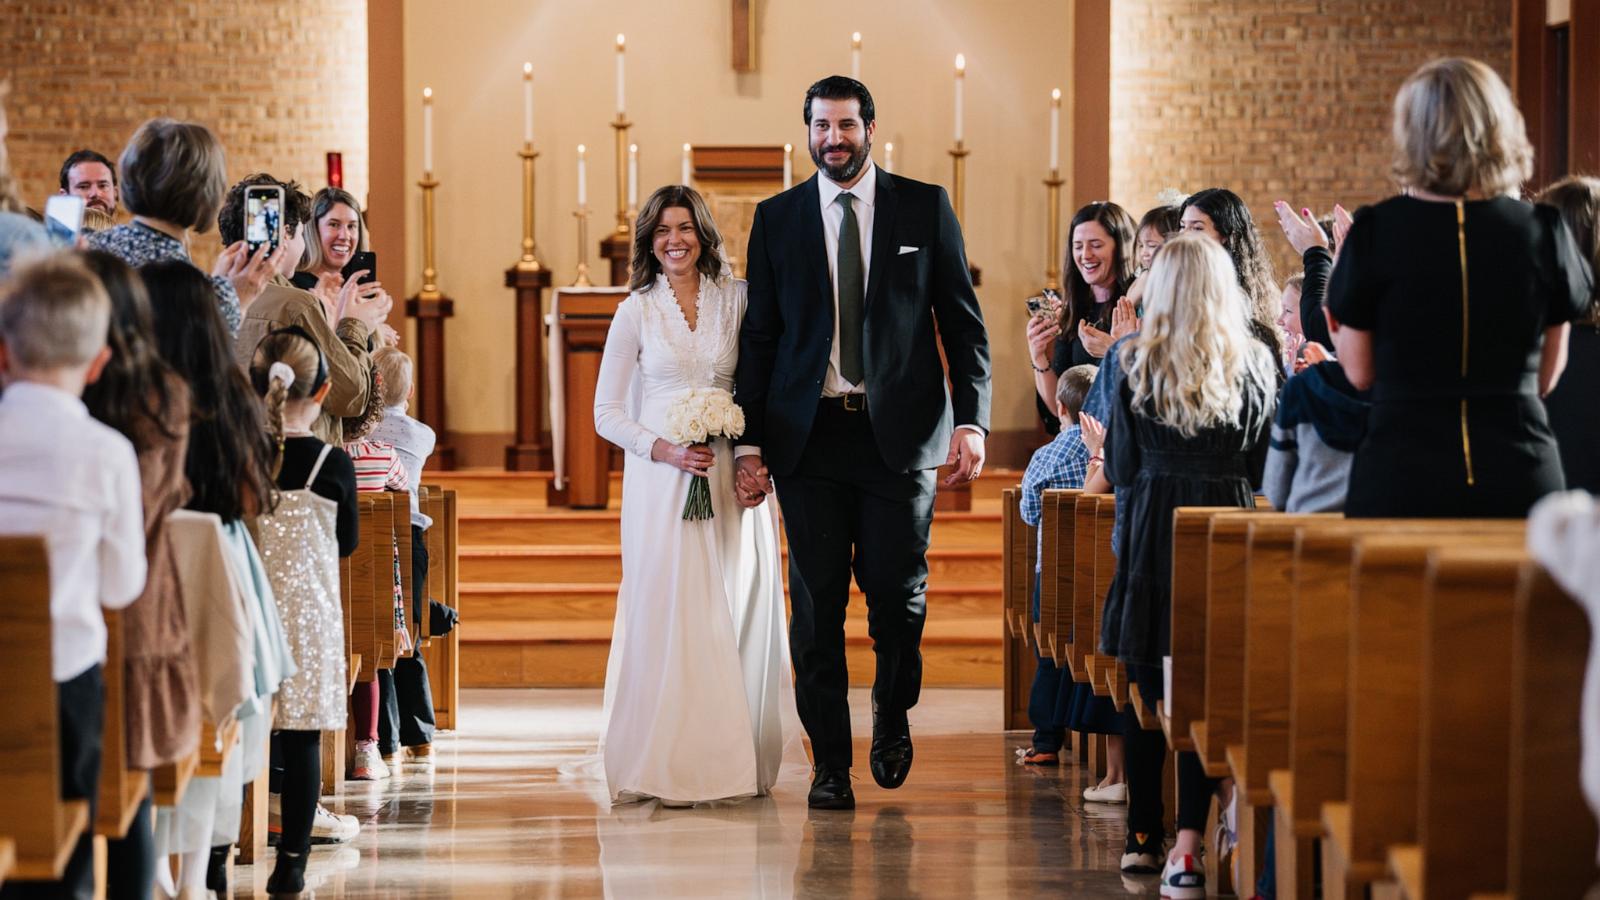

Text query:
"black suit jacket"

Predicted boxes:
[[736, 170, 991, 476]]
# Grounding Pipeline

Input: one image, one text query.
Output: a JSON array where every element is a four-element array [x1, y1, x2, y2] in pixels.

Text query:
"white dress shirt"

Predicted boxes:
[[817, 162, 877, 398], [0, 382, 146, 681], [369, 405, 438, 529]]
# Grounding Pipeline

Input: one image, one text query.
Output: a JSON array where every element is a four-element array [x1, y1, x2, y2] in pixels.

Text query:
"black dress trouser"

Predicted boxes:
[[773, 400, 936, 771]]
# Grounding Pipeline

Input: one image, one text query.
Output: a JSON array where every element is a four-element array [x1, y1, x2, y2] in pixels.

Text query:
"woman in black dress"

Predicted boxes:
[[1535, 175, 1600, 493], [1329, 58, 1592, 518], [1096, 235, 1278, 892], [1027, 202, 1139, 431]]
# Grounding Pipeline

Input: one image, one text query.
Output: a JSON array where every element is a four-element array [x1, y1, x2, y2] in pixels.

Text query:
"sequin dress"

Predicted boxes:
[[256, 443, 350, 730]]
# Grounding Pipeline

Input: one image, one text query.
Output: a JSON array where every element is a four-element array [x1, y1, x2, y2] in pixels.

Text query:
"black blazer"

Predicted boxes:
[[736, 170, 991, 476]]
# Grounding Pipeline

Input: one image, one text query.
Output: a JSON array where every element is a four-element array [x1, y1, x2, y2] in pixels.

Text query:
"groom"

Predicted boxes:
[[734, 76, 991, 810]]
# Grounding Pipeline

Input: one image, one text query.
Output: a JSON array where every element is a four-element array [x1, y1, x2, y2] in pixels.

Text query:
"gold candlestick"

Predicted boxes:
[[572, 206, 594, 287], [419, 174, 442, 299], [1043, 168, 1064, 291], [948, 141, 970, 225], [515, 143, 543, 272], [611, 114, 632, 235]]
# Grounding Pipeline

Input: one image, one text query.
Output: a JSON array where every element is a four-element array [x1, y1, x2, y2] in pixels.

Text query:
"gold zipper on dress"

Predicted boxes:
[[1456, 199, 1475, 486]]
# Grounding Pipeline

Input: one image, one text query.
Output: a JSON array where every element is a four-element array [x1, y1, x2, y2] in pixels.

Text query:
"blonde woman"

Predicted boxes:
[[1328, 57, 1592, 518], [1093, 234, 1277, 894]]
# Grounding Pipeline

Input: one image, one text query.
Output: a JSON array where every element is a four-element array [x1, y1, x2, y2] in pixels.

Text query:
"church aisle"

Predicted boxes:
[[233, 688, 1157, 897]]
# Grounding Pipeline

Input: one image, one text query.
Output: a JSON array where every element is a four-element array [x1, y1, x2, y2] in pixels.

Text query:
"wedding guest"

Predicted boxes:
[[1134, 204, 1181, 275], [292, 187, 397, 345], [58, 149, 119, 217], [0, 82, 48, 276], [368, 346, 441, 767], [1328, 57, 1592, 518], [1535, 175, 1600, 493], [0, 253, 146, 900], [79, 251, 199, 899], [1272, 200, 1353, 349], [1179, 187, 1284, 363], [88, 118, 279, 335], [1096, 235, 1277, 891], [220, 173, 387, 445], [1279, 272, 1306, 370], [249, 327, 359, 895]]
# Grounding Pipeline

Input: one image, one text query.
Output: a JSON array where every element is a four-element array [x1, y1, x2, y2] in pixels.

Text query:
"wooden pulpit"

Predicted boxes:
[[549, 288, 630, 509]]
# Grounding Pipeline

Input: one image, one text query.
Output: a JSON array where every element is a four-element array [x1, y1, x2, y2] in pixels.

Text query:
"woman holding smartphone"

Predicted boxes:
[[293, 187, 396, 339]]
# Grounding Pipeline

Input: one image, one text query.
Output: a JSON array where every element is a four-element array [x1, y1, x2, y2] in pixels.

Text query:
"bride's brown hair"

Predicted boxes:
[[629, 185, 727, 292]]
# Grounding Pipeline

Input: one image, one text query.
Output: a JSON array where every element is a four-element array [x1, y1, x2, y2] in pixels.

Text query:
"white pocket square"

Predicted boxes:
[[898, 245, 920, 255]]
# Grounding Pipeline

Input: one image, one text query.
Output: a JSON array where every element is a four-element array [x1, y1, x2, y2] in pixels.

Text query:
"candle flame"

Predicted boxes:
[[852, 31, 861, 47], [783, 143, 793, 153], [616, 33, 626, 50], [683, 143, 691, 152], [523, 62, 533, 76], [423, 86, 433, 100], [1051, 87, 1061, 102], [885, 142, 894, 151], [629, 143, 638, 153], [578, 144, 586, 155], [954, 53, 966, 73]]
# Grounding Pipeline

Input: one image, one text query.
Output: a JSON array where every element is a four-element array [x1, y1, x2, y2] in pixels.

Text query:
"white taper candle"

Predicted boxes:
[[783, 144, 793, 190], [884, 141, 894, 173], [522, 63, 534, 144], [628, 143, 638, 207], [953, 54, 965, 144], [1049, 88, 1061, 171], [615, 34, 626, 115], [851, 32, 862, 80], [422, 87, 435, 174], [682, 143, 692, 185], [577, 144, 587, 208]]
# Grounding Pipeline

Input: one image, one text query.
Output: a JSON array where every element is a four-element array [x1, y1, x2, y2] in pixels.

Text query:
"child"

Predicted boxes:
[[1263, 295, 1369, 514], [0, 252, 146, 899], [1017, 365, 1131, 800], [367, 347, 442, 768], [1279, 272, 1306, 372], [1098, 235, 1278, 895], [249, 326, 359, 894]]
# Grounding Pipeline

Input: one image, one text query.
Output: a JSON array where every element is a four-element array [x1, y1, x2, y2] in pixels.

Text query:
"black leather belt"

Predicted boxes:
[[821, 393, 868, 412]]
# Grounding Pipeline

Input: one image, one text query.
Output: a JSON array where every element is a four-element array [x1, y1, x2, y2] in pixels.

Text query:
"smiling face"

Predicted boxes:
[[1072, 220, 1117, 289], [1136, 224, 1167, 271], [316, 202, 362, 270], [1180, 206, 1222, 242], [807, 96, 875, 185], [652, 205, 701, 278], [1279, 283, 1303, 337]]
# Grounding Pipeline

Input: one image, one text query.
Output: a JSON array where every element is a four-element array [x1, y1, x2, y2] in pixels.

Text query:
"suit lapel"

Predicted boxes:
[[865, 169, 897, 312], [797, 175, 833, 317]]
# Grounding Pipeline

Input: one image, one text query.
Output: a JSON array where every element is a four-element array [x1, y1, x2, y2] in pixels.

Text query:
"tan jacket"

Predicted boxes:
[[233, 278, 373, 446]]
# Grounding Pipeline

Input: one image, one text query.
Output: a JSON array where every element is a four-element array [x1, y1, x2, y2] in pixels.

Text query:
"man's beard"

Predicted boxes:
[[810, 138, 871, 183], [86, 198, 113, 214]]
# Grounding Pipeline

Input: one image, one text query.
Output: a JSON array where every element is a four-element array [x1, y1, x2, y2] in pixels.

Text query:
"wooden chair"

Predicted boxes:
[[0, 537, 90, 881]]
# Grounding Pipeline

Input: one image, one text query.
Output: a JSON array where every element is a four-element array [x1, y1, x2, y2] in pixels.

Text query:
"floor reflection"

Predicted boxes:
[[232, 688, 1158, 898]]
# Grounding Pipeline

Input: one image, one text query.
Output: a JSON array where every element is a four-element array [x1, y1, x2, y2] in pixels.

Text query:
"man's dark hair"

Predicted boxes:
[[803, 76, 875, 127], [59, 149, 117, 190], [217, 173, 313, 246]]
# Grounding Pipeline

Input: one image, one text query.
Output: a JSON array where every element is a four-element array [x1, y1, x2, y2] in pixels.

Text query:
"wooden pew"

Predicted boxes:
[[1166, 507, 1258, 753], [1036, 490, 1063, 661], [1093, 497, 1129, 707], [1069, 494, 1100, 684], [93, 608, 148, 840], [1001, 487, 1028, 729], [0, 537, 90, 881], [427, 488, 461, 731], [1041, 489, 1081, 670]]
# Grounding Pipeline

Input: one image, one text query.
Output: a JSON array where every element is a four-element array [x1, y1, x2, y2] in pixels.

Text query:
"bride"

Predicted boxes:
[[593, 184, 796, 805]]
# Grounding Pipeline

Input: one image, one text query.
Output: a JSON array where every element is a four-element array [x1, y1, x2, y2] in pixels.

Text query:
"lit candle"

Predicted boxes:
[[577, 144, 587, 208], [1049, 88, 1061, 172], [884, 141, 894, 173], [522, 63, 534, 145], [628, 143, 638, 208], [681, 143, 692, 185], [783, 143, 793, 190], [615, 34, 626, 116], [953, 54, 965, 144], [851, 32, 862, 80], [422, 87, 435, 174]]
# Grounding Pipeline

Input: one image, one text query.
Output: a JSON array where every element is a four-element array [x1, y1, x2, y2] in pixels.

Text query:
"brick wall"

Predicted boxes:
[[1110, 0, 1514, 278], [2, 0, 368, 258]]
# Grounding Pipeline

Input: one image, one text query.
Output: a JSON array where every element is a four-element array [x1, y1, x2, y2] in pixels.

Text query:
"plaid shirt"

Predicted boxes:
[[1020, 424, 1090, 570]]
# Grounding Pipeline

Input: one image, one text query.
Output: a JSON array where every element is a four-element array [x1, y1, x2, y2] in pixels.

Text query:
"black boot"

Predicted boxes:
[[206, 844, 231, 895], [266, 849, 308, 896]]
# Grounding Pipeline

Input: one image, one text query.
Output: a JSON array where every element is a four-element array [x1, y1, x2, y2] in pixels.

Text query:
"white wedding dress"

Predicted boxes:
[[593, 273, 799, 804]]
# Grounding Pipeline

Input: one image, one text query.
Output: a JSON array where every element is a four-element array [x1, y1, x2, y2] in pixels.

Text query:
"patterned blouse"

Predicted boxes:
[[87, 222, 242, 335]]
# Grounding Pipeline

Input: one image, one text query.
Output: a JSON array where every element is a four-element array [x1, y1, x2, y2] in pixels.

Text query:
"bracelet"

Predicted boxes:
[[1030, 360, 1051, 374]]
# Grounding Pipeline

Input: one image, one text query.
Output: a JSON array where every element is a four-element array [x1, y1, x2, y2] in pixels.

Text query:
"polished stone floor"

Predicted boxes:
[[234, 688, 1157, 898]]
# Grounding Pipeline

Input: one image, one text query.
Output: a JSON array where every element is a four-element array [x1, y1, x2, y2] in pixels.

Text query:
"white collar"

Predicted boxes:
[[0, 381, 88, 418], [818, 161, 878, 210]]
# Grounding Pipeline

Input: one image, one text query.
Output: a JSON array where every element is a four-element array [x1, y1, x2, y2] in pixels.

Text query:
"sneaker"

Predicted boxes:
[[1083, 780, 1128, 803], [1121, 831, 1163, 874], [311, 804, 360, 844], [404, 743, 435, 766], [352, 741, 391, 780], [1160, 852, 1205, 899]]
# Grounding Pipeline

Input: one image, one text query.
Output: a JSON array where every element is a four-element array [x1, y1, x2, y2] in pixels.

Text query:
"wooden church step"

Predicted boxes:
[[458, 582, 1002, 622], [457, 509, 1003, 548], [457, 545, 1004, 585], [427, 468, 1022, 505]]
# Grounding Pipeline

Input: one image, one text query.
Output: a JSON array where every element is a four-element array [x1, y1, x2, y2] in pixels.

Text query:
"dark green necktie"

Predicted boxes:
[[836, 191, 864, 385]]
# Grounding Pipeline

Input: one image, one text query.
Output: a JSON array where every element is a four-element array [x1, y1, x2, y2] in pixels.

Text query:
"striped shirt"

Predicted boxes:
[[343, 439, 408, 493]]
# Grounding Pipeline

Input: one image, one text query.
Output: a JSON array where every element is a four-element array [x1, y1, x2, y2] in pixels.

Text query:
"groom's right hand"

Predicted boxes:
[[735, 455, 773, 508]]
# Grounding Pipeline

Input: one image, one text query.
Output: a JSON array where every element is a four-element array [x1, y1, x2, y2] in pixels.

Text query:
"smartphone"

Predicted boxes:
[[1025, 288, 1062, 319], [341, 250, 377, 286], [243, 185, 284, 254], [44, 195, 85, 245]]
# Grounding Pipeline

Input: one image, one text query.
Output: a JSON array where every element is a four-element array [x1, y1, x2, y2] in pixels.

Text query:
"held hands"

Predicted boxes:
[[1025, 314, 1060, 372], [214, 241, 280, 310], [734, 455, 773, 508], [1077, 412, 1106, 458], [652, 439, 715, 477], [1077, 320, 1115, 358], [943, 429, 986, 487]]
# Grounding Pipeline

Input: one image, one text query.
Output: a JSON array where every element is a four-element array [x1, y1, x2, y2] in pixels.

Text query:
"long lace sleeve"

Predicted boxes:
[[594, 299, 659, 459]]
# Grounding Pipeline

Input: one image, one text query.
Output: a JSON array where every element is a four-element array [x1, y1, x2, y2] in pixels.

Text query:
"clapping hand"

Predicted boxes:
[[1077, 320, 1115, 358], [1273, 201, 1330, 255], [1109, 296, 1139, 341], [1078, 411, 1106, 458], [213, 241, 280, 310], [1329, 203, 1354, 266], [1300, 341, 1334, 368]]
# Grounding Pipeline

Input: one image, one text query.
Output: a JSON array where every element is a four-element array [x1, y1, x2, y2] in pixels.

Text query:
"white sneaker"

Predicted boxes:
[[1160, 853, 1205, 899], [352, 741, 391, 780], [312, 804, 360, 843], [1083, 780, 1129, 803]]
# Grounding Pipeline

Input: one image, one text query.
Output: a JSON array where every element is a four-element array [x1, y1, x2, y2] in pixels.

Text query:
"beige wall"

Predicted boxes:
[[402, 0, 1072, 439], [3, 0, 370, 262]]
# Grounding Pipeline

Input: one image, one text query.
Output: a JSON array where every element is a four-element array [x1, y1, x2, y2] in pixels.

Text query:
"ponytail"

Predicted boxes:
[[263, 377, 288, 478]]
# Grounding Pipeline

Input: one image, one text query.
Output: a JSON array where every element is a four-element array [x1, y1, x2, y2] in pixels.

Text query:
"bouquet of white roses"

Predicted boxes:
[[664, 387, 746, 520]]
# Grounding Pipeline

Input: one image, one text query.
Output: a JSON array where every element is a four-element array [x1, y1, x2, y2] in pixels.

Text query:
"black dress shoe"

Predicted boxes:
[[808, 767, 856, 810], [870, 712, 914, 789]]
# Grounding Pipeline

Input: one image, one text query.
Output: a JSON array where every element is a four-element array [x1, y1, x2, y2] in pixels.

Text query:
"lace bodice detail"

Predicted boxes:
[[634, 274, 741, 389]]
